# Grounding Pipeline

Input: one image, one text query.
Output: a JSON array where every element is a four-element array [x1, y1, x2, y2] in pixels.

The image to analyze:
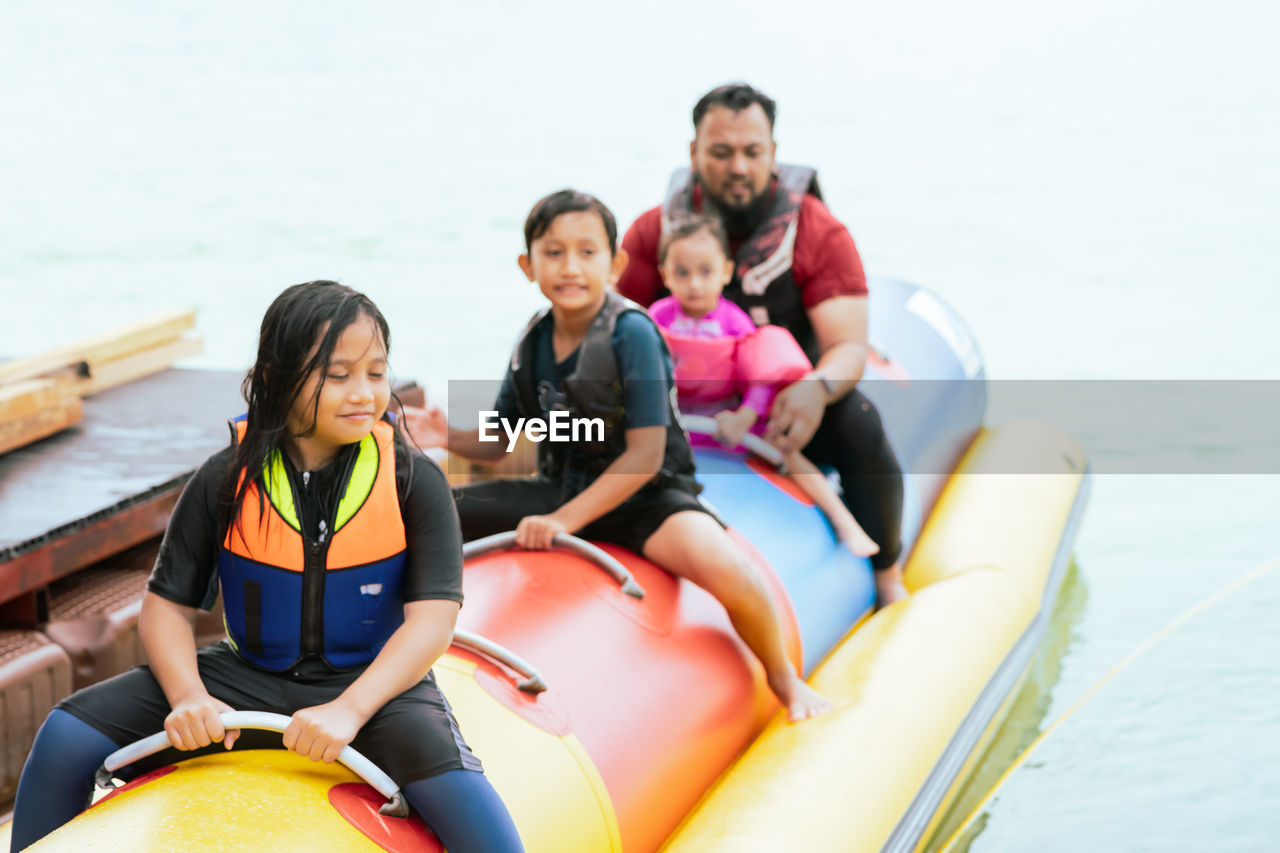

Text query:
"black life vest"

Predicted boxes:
[[661, 164, 824, 364], [508, 291, 699, 499]]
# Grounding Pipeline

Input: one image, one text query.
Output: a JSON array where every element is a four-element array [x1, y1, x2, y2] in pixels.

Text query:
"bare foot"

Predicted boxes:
[[841, 529, 880, 559], [769, 672, 834, 723], [874, 563, 908, 609]]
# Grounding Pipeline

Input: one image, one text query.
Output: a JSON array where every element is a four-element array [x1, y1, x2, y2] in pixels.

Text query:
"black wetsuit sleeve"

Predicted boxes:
[[147, 447, 234, 610], [613, 311, 674, 430], [494, 369, 521, 422], [400, 451, 465, 604]]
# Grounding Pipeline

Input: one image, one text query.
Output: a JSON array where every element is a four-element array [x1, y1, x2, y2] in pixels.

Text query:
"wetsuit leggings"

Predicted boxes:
[[803, 389, 904, 570], [10, 709, 524, 853]]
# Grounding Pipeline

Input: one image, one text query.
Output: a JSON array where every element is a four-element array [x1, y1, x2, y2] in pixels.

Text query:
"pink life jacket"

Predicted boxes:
[[660, 323, 812, 426], [661, 331, 739, 407]]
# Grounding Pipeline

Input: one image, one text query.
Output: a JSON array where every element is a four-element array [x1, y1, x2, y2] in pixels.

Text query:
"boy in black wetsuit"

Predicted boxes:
[[440, 190, 830, 722]]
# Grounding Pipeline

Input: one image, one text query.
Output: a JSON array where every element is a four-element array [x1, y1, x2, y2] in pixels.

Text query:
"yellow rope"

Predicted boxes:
[[936, 552, 1280, 852]]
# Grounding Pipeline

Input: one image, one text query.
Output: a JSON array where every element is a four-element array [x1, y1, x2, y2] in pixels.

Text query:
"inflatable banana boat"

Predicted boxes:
[[13, 278, 1089, 852]]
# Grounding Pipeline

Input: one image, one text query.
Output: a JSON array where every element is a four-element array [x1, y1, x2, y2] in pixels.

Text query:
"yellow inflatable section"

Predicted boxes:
[[662, 421, 1087, 853], [4, 422, 1084, 853], [29, 751, 381, 852], [17, 656, 620, 852], [431, 657, 624, 852]]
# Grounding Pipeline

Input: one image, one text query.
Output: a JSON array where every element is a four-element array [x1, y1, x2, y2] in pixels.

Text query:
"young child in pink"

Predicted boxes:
[[647, 294, 779, 426], [649, 214, 879, 559]]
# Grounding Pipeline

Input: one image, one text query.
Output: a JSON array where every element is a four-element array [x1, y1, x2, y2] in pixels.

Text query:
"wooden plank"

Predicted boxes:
[[0, 379, 76, 421], [0, 309, 196, 387], [0, 395, 83, 455], [78, 335, 204, 397], [0, 333, 202, 452]]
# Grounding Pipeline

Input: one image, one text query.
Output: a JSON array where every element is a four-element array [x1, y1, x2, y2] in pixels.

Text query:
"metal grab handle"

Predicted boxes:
[[451, 629, 547, 694], [94, 711, 409, 818], [679, 414, 789, 472], [463, 531, 645, 599]]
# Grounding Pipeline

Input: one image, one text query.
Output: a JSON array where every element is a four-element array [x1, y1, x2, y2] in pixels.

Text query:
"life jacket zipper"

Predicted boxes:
[[297, 447, 360, 661]]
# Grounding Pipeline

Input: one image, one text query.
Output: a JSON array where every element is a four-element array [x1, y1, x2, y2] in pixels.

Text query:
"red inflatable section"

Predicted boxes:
[[747, 455, 816, 506], [456, 537, 801, 853], [329, 783, 443, 852], [88, 765, 176, 808]]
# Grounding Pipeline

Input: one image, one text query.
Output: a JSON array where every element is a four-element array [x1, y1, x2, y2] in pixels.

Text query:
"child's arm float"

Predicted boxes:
[[766, 295, 867, 454], [283, 599, 461, 764], [514, 425, 665, 549], [139, 591, 240, 750]]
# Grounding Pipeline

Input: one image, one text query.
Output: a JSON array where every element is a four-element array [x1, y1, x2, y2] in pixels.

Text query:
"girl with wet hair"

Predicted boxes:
[[11, 280, 524, 853]]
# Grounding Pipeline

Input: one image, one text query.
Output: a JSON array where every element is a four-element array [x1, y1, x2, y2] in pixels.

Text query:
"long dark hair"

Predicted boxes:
[[221, 280, 394, 540]]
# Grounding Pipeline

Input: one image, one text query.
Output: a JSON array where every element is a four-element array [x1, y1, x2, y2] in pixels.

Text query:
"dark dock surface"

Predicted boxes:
[[1, 369, 243, 607]]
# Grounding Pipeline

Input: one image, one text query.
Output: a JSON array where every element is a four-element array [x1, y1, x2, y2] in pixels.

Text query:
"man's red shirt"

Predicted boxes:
[[617, 191, 868, 309]]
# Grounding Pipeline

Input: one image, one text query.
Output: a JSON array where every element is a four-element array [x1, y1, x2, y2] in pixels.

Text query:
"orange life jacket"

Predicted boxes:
[[217, 417, 407, 670]]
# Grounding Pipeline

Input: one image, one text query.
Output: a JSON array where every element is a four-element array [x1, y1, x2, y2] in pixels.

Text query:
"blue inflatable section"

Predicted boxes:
[[861, 277, 988, 544], [692, 279, 987, 672], [694, 450, 872, 673]]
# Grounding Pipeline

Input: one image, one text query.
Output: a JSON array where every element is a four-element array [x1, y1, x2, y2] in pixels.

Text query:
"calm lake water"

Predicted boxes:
[[3, 1, 1278, 849]]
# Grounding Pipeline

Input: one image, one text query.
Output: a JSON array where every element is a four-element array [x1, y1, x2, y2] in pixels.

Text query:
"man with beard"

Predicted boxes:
[[616, 82, 906, 606]]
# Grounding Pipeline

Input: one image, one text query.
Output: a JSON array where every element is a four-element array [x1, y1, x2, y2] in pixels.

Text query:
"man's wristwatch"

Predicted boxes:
[[812, 371, 838, 402]]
